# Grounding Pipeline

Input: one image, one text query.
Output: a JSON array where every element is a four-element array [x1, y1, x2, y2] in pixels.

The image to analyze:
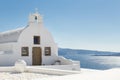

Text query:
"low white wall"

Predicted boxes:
[[0, 66, 80, 75], [57, 56, 80, 65], [39, 64, 80, 71], [0, 53, 18, 66], [0, 67, 14, 72], [26, 67, 80, 75], [51, 56, 80, 71], [57, 56, 73, 65]]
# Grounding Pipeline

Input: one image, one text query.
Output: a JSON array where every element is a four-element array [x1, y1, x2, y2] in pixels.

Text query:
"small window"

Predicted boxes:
[[34, 36, 40, 44], [35, 16, 37, 20], [21, 47, 29, 56], [45, 47, 51, 56]]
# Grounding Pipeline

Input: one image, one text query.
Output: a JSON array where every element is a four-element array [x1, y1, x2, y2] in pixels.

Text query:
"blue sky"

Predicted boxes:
[[0, 0, 120, 52]]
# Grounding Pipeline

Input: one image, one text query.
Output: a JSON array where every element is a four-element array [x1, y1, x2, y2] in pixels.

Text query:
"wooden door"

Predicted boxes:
[[32, 47, 42, 65]]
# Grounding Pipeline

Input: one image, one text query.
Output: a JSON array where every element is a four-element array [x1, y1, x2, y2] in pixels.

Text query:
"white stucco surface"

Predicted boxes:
[[0, 67, 119, 80], [0, 27, 24, 43]]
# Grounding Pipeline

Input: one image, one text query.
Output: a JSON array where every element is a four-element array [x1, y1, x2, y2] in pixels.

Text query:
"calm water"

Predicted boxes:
[[61, 54, 120, 70]]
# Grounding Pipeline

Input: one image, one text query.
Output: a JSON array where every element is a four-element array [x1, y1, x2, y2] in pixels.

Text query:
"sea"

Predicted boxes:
[[59, 53, 120, 70]]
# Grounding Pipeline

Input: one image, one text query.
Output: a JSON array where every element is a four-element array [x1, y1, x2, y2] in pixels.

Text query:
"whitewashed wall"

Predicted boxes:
[[0, 43, 18, 66], [0, 43, 14, 51], [17, 21, 58, 65]]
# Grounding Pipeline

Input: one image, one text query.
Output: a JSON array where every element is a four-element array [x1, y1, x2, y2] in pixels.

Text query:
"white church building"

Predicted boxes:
[[0, 11, 80, 70]]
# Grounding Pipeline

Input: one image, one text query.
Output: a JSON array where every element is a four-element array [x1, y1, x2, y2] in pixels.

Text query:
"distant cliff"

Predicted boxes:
[[58, 48, 120, 56]]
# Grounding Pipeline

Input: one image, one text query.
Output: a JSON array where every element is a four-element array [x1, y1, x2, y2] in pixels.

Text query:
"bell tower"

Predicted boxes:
[[29, 9, 43, 23]]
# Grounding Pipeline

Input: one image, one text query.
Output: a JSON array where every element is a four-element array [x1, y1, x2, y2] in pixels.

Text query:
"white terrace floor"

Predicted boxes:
[[0, 67, 120, 80], [0, 72, 58, 80], [0, 66, 79, 80]]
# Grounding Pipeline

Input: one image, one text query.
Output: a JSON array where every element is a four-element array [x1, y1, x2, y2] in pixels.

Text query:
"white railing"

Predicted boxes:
[[48, 56, 80, 71]]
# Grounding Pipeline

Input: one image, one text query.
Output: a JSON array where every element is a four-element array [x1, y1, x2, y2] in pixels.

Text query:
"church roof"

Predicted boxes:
[[0, 27, 25, 43]]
